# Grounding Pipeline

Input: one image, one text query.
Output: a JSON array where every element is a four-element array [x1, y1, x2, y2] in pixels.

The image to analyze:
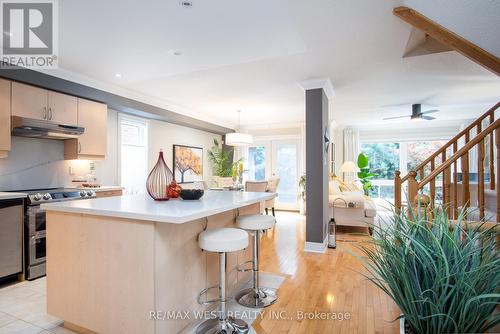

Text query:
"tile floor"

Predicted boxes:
[[0, 277, 75, 334], [0, 273, 285, 334]]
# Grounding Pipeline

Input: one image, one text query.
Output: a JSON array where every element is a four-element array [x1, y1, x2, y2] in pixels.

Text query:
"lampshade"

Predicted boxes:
[[225, 132, 253, 146], [340, 161, 358, 173]]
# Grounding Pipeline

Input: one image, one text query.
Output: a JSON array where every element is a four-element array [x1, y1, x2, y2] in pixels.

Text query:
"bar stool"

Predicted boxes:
[[235, 214, 277, 308], [197, 228, 250, 334]]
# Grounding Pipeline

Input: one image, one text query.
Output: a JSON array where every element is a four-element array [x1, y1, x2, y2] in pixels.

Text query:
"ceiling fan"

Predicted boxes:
[[383, 104, 439, 121]]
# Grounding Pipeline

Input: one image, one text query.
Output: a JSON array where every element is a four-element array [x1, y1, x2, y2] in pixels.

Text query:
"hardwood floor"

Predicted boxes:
[[253, 211, 400, 334]]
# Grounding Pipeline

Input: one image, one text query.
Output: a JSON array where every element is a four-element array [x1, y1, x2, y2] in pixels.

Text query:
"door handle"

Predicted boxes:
[[78, 142, 82, 153], [48, 108, 53, 120], [42, 107, 47, 120]]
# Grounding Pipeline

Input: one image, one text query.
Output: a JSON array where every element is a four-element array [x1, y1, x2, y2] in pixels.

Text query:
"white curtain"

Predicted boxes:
[[343, 127, 359, 183]]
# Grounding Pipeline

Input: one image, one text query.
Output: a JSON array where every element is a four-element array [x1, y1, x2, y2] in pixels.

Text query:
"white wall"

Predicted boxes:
[[94, 109, 119, 186], [0, 108, 220, 191], [148, 119, 221, 184]]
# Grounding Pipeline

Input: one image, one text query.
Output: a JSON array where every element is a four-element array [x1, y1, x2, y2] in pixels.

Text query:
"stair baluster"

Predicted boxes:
[[496, 128, 500, 223], [490, 113, 496, 191], [453, 142, 458, 219], [478, 123, 485, 220]]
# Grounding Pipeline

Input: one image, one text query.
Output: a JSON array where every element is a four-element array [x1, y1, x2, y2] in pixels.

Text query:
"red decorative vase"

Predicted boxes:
[[146, 150, 173, 201]]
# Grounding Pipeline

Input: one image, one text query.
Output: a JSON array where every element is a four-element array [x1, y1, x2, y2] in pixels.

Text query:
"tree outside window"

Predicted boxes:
[[360, 143, 400, 180]]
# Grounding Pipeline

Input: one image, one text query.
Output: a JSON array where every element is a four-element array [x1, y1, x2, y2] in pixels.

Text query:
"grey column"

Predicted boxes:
[[305, 88, 329, 244]]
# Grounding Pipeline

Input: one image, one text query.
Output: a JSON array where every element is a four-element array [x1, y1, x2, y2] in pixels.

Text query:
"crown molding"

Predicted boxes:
[[297, 77, 335, 100]]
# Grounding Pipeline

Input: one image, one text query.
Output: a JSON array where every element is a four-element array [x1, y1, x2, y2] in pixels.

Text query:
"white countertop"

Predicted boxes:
[[42, 190, 274, 224], [0, 192, 27, 200]]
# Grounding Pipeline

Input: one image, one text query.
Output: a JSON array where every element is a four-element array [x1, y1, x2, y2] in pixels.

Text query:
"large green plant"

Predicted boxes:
[[357, 153, 376, 195], [207, 139, 241, 177], [357, 208, 500, 333]]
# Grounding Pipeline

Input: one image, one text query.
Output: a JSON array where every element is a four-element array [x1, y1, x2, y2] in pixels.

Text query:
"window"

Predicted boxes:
[[119, 115, 148, 195], [360, 140, 447, 201], [247, 146, 266, 181], [360, 143, 399, 200], [360, 143, 400, 180]]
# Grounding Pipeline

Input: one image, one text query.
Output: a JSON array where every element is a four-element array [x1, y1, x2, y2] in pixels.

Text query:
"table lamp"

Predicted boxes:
[[340, 161, 358, 182]]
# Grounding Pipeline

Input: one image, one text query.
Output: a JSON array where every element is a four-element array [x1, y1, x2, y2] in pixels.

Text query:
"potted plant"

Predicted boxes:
[[357, 153, 376, 196], [357, 207, 500, 333], [298, 175, 306, 215], [207, 138, 242, 185]]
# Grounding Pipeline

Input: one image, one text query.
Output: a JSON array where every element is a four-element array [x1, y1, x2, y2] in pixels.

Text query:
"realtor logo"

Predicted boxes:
[[0, 0, 58, 68]]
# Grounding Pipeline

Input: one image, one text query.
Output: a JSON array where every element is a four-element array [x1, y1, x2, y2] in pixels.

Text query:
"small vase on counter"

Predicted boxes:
[[146, 150, 173, 201], [167, 180, 182, 199]]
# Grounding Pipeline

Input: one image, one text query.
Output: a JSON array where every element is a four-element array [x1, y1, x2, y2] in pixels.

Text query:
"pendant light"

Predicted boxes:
[[225, 110, 253, 146]]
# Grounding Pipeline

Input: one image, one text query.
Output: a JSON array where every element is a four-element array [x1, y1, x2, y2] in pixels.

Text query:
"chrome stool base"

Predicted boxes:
[[235, 287, 277, 309], [195, 317, 249, 334]]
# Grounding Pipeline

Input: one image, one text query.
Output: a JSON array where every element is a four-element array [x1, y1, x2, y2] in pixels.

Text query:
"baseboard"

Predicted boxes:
[[304, 236, 328, 253]]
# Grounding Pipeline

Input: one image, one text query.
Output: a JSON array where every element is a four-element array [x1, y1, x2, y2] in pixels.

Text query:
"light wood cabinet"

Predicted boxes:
[[12, 82, 78, 125], [48, 91, 77, 125], [65, 99, 107, 160], [96, 189, 123, 198], [0, 79, 11, 158], [11, 82, 48, 121]]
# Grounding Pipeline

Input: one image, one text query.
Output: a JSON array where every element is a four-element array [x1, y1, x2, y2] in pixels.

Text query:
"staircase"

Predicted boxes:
[[394, 102, 500, 222]]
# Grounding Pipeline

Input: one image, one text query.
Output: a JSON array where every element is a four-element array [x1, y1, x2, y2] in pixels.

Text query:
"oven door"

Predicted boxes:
[[27, 206, 46, 235], [29, 232, 46, 265]]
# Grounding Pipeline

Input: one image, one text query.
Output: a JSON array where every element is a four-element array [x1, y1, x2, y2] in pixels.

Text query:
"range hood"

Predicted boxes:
[[11, 116, 84, 139]]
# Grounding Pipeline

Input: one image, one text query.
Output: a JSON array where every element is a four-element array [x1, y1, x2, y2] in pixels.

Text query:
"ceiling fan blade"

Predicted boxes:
[[422, 115, 435, 120], [422, 109, 439, 114], [383, 115, 410, 120]]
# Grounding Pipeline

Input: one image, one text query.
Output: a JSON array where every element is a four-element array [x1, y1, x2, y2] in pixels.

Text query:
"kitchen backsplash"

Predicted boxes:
[[0, 109, 119, 191], [0, 136, 75, 191]]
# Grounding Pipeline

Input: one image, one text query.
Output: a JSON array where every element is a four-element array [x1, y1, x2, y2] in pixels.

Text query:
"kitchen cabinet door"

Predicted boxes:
[[0, 79, 11, 158], [48, 91, 78, 125], [11, 82, 48, 121], [65, 98, 107, 159]]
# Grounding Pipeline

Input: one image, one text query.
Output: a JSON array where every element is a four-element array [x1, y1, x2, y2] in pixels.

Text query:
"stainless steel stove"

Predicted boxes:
[[21, 188, 96, 280], [26, 188, 96, 205]]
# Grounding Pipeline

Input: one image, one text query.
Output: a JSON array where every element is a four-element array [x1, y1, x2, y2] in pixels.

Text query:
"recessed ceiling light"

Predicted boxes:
[[115, 73, 122, 78], [168, 50, 182, 56], [179, 1, 193, 8]]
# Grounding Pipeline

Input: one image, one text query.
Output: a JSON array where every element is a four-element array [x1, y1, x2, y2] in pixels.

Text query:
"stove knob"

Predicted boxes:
[[87, 190, 95, 197], [80, 191, 86, 197], [33, 193, 42, 201], [43, 193, 51, 200]]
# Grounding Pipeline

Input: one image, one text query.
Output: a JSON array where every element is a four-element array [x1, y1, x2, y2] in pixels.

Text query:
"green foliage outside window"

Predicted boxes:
[[360, 143, 400, 180]]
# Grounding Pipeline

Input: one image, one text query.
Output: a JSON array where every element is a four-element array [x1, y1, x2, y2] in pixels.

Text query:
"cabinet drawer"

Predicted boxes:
[[96, 190, 123, 198]]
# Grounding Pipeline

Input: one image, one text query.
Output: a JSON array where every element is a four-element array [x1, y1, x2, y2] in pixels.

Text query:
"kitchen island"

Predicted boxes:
[[43, 190, 274, 334]]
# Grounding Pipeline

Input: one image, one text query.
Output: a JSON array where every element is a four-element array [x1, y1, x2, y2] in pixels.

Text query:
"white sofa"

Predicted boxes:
[[328, 178, 377, 232]]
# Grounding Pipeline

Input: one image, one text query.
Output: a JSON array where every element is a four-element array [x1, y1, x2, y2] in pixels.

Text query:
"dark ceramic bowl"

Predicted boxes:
[[179, 189, 204, 200]]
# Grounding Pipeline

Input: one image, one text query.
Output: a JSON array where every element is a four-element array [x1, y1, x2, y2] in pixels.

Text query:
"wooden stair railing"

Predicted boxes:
[[395, 102, 500, 222]]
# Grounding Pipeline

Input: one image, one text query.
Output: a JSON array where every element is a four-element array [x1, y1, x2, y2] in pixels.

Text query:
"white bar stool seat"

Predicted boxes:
[[236, 214, 276, 230], [199, 228, 249, 253], [235, 214, 277, 309], [196, 227, 249, 334]]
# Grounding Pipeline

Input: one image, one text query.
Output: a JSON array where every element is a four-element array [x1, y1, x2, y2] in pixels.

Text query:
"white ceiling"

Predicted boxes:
[[43, 0, 500, 130]]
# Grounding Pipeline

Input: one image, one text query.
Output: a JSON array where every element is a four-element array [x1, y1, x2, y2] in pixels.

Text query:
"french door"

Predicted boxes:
[[246, 138, 301, 210]]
